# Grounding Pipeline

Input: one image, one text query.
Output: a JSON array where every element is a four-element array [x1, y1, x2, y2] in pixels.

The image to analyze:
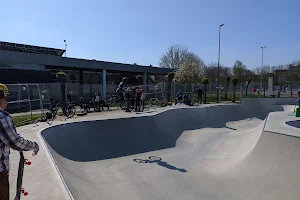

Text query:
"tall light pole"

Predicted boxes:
[[217, 23, 225, 103], [64, 40, 67, 57], [260, 46, 266, 90]]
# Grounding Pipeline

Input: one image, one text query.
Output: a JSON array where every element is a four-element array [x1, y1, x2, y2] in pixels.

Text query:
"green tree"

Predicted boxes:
[[233, 60, 247, 81], [56, 71, 67, 112], [232, 77, 239, 103]]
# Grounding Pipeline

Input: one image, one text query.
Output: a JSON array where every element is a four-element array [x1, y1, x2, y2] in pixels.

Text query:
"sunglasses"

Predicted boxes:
[[0, 92, 9, 100]]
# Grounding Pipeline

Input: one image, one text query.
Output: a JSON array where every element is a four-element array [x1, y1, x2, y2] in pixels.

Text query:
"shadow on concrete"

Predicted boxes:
[[133, 156, 187, 173], [41, 104, 284, 162]]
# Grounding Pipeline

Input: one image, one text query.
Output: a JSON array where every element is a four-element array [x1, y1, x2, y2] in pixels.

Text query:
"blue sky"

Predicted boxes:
[[0, 0, 299, 69]]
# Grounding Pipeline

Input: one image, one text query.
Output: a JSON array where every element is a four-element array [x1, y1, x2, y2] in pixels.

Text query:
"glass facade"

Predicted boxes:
[[0, 61, 170, 100], [0, 61, 45, 71], [106, 71, 122, 95], [106, 71, 144, 95], [82, 71, 103, 99]]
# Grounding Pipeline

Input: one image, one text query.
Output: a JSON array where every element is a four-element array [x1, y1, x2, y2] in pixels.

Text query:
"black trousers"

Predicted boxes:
[[198, 95, 202, 104], [0, 171, 9, 200]]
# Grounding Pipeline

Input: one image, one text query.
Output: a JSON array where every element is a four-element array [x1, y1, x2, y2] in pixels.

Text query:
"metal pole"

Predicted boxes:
[[217, 24, 224, 103], [261, 48, 263, 89], [37, 84, 44, 118], [261, 46, 266, 91], [26, 85, 32, 121]]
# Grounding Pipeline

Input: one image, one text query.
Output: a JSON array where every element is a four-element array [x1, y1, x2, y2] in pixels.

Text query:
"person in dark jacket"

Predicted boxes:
[[194, 87, 204, 104]]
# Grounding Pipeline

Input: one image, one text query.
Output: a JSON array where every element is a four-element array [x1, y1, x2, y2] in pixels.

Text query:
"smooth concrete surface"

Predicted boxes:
[[39, 100, 300, 200], [9, 122, 71, 200], [264, 111, 300, 137]]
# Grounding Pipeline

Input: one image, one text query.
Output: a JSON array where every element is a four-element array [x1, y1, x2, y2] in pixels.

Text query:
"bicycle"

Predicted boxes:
[[134, 156, 162, 163], [148, 98, 160, 107], [104, 94, 126, 110], [47, 101, 76, 121], [105, 95, 122, 105], [120, 95, 135, 112]]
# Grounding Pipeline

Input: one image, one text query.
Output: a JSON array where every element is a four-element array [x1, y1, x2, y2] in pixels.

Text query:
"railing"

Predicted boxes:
[[5, 81, 300, 126]]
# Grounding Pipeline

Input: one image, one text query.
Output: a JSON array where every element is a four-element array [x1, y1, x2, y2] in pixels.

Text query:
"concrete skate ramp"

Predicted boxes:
[[41, 104, 279, 162], [41, 103, 300, 200]]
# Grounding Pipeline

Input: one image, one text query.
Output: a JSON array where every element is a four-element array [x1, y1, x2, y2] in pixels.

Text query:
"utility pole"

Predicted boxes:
[[217, 23, 225, 103], [260, 46, 266, 90]]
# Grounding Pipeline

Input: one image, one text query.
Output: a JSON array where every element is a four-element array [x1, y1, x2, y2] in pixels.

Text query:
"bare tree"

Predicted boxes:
[[203, 63, 218, 82], [159, 44, 189, 69], [291, 60, 300, 66], [203, 62, 232, 83], [261, 65, 271, 75], [254, 67, 261, 75]]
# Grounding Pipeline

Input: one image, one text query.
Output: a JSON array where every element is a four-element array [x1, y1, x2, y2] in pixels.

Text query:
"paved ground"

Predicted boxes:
[[9, 98, 300, 200]]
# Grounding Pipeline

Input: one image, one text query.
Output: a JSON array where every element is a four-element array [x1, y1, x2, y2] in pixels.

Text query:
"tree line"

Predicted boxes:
[[159, 44, 300, 85]]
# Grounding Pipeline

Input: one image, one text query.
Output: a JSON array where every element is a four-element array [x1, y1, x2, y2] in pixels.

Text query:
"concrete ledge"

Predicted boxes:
[[264, 111, 300, 137]]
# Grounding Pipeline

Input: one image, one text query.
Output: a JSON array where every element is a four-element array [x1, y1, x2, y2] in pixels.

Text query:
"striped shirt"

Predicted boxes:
[[0, 107, 39, 172]]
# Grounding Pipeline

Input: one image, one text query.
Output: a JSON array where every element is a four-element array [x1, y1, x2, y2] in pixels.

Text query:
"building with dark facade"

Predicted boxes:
[[0, 41, 172, 97]]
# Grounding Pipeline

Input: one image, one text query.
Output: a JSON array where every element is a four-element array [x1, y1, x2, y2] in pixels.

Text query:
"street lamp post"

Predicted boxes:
[[64, 40, 67, 57], [260, 46, 266, 90], [217, 23, 225, 103]]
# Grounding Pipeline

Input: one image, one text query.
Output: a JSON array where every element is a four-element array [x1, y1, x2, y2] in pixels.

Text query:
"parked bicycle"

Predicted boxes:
[[47, 100, 76, 121], [105, 94, 126, 110]]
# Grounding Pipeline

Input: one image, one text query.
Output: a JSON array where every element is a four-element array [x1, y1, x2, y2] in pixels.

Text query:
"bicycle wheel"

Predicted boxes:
[[149, 156, 162, 161], [133, 159, 148, 163], [66, 105, 76, 118], [52, 107, 58, 121], [104, 96, 113, 105], [120, 100, 126, 110]]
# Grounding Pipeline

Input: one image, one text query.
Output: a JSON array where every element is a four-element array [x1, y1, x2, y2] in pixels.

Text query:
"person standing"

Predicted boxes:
[[98, 93, 111, 111], [253, 86, 257, 95], [94, 93, 101, 111], [194, 87, 204, 104], [116, 77, 128, 101], [135, 86, 144, 112], [0, 83, 39, 200]]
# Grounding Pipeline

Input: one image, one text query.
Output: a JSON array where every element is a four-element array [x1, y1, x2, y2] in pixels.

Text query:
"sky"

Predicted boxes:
[[0, 0, 299, 69]]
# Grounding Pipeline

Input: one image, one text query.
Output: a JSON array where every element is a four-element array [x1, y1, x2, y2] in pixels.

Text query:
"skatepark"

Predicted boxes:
[[9, 98, 300, 200]]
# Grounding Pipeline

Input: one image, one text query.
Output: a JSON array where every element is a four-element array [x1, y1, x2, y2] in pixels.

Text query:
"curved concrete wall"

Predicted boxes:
[[41, 104, 284, 162]]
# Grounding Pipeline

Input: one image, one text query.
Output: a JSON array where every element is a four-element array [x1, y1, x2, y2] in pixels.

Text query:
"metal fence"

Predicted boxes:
[[5, 81, 300, 126]]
